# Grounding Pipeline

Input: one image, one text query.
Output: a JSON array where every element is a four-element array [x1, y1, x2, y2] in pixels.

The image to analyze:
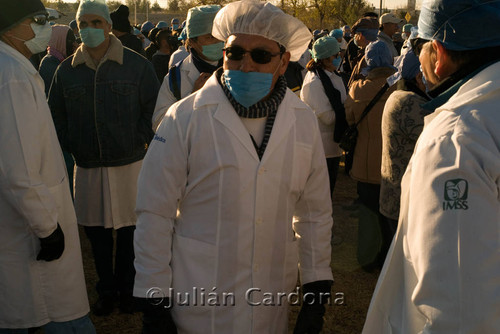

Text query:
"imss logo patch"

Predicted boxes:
[[443, 179, 469, 210]]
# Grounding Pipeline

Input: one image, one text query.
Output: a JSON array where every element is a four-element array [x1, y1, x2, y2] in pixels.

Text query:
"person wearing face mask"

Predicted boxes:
[[48, 0, 160, 317], [133, 1, 333, 333], [0, 0, 95, 332], [363, 0, 500, 333], [152, 5, 224, 130], [301, 36, 347, 196]]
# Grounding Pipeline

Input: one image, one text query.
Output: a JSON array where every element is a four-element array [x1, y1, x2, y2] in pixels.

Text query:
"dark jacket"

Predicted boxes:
[[39, 54, 61, 96], [48, 36, 160, 168]]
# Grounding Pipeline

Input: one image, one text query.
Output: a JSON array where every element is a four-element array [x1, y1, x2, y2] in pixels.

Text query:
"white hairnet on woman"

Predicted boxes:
[[211, 0, 312, 61]]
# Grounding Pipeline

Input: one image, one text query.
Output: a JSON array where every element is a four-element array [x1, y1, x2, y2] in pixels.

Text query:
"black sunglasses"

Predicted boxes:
[[411, 37, 430, 57], [33, 13, 49, 25], [223, 46, 283, 64]]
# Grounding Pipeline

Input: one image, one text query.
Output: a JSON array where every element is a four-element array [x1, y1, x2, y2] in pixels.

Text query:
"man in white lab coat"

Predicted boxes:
[[0, 0, 94, 332], [362, 1, 500, 333], [133, 1, 334, 333]]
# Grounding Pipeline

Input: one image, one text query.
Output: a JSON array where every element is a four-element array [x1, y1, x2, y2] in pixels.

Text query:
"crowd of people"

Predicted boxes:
[[1, 0, 498, 333]]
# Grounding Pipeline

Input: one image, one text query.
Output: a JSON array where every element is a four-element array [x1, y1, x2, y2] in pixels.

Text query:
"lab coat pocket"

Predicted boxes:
[[284, 239, 299, 292], [171, 234, 216, 308]]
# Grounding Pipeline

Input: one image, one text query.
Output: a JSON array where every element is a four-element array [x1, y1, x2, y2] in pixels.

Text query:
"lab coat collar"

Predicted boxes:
[[194, 74, 301, 163]]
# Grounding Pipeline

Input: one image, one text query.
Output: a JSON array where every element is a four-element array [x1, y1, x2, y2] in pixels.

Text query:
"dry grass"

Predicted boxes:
[[79, 164, 380, 334]]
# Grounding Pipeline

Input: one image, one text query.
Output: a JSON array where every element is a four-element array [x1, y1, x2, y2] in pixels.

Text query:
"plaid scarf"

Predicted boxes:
[[216, 68, 287, 159]]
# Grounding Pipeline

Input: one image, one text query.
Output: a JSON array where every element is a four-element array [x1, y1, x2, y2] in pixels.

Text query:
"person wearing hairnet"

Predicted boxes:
[[48, 0, 160, 317], [362, 1, 500, 333], [152, 5, 224, 130], [133, 1, 333, 333], [0, 0, 95, 332], [301, 36, 347, 196]]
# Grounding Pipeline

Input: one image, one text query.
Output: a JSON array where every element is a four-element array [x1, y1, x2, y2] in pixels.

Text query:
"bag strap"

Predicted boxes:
[[354, 82, 390, 127], [315, 67, 345, 121], [168, 59, 184, 101]]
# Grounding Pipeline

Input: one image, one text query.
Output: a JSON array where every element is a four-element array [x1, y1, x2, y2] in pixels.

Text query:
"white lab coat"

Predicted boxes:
[[168, 45, 189, 68], [134, 74, 334, 334], [152, 54, 199, 130], [300, 69, 346, 158], [0, 41, 89, 328], [362, 61, 500, 333], [300, 70, 347, 158]]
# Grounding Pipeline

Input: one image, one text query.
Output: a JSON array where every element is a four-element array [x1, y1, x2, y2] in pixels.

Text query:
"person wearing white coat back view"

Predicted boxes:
[[362, 0, 500, 333], [133, 1, 334, 333], [0, 0, 95, 333], [300, 36, 347, 196]]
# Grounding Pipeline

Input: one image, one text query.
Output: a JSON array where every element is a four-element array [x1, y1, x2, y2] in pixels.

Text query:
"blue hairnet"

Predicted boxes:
[[418, 0, 500, 50], [178, 27, 187, 41], [330, 28, 343, 40], [141, 21, 154, 34], [77, 0, 111, 24], [156, 21, 168, 29], [364, 40, 396, 72], [186, 5, 220, 39], [310, 36, 340, 61], [357, 28, 378, 42], [402, 24, 412, 33]]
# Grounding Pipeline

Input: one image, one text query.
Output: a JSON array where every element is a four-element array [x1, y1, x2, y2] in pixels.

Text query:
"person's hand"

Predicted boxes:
[[294, 303, 325, 334], [37, 223, 65, 261], [138, 297, 177, 334], [192, 72, 211, 93], [293, 280, 332, 334]]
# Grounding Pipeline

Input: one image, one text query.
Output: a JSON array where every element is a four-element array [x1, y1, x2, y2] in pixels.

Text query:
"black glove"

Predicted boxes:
[[138, 297, 177, 334], [37, 223, 65, 261], [293, 280, 333, 334]]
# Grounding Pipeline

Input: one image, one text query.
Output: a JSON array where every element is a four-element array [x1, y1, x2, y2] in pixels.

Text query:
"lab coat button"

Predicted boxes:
[[256, 218, 262, 225]]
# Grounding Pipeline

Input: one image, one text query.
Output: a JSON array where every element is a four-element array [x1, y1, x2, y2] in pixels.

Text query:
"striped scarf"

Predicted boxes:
[[217, 68, 287, 159]]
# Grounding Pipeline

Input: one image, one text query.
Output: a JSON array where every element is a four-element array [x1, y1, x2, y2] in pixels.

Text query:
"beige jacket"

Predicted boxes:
[[345, 67, 396, 184]]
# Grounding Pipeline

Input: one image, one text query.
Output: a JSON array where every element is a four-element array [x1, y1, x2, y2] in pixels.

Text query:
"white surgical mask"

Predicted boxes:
[[21, 22, 52, 54]]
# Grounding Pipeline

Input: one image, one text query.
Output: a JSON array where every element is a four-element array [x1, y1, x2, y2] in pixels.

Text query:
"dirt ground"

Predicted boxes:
[[79, 162, 380, 334]]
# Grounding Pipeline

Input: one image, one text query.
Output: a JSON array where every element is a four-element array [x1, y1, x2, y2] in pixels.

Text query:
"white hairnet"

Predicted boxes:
[[212, 0, 312, 62]]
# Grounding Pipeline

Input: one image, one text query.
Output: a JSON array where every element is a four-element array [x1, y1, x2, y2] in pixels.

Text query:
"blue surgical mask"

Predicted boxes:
[[202, 42, 224, 61], [79, 27, 105, 48], [224, 70, 274, 108], [172, 24, 179, 30], [419, 65, 430, 93], [332, 56, 342, 68]]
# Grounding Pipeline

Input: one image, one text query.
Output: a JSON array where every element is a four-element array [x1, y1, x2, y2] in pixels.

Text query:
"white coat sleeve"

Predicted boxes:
[[151, 73, 179, 131], [133, 106, 188, 299], [292, 116, 334, 285], [405, 115, 500, 333], [300, 76, 336, 126], [0, 79, 58, 238]]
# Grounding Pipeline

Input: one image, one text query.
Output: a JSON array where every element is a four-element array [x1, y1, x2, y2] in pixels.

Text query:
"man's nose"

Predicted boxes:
[[238, 52, 257, 73]]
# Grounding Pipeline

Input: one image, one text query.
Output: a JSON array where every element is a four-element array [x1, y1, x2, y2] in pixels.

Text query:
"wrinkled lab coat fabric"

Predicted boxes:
[[362, 61, 500, 334], [0, 41, 89, 328], [134, 74, 334, 334]]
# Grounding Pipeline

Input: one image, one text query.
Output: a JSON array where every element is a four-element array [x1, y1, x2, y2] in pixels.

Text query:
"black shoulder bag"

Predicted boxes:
[[339, 82, 389, 153], [315, 68, 348, 143]]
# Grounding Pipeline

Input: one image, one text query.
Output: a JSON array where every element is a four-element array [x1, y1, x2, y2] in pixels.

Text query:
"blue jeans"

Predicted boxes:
[[0, 315, 95, 334]]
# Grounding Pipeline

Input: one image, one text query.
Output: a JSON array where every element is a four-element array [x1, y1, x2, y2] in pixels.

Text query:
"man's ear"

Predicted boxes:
[[432, 40, 457, 79], [279, 51, 291, 75]]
